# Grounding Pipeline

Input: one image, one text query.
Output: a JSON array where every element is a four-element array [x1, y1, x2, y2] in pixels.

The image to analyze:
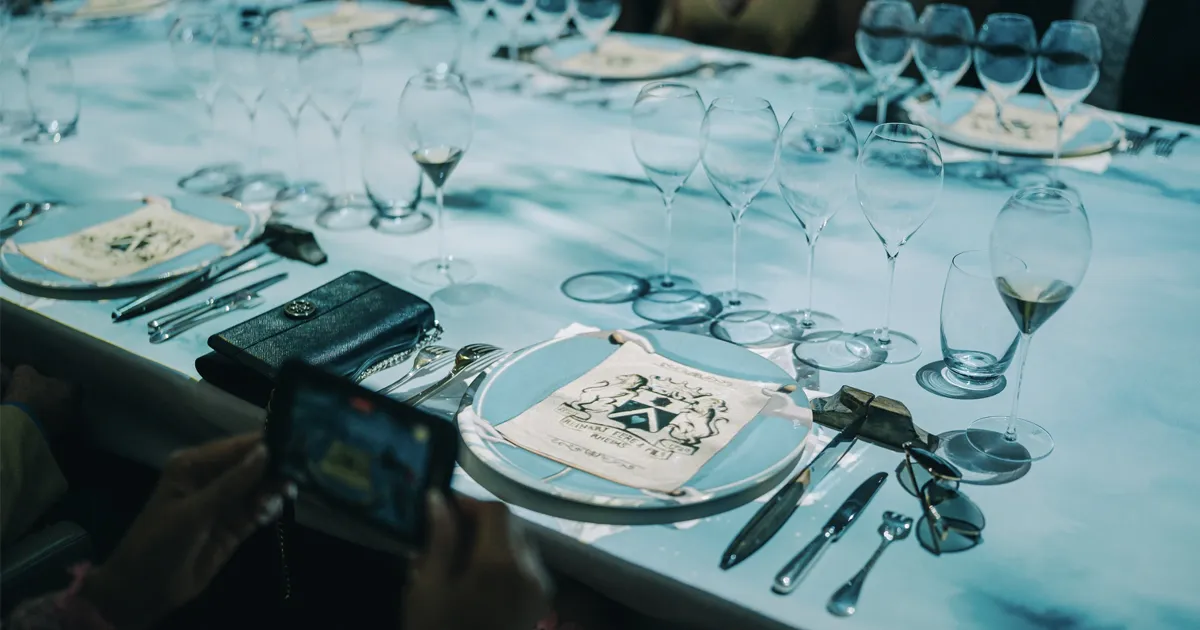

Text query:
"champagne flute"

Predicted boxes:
[[302, 40, 368, 230], [533, 0, 571, 43], [770, 108, 858, 342], [966, 187, 1091, 463], [494, 0, 535, 63], [399, 71, 476, 286], [168, 13, 239, 194], [847, 123, 944, 365], [216, 23, 287, 204], [855, 0, 915, 126], [701, 96, 780, 342], [1036, 20, 1100, 185], [259, 26, 328, 217], [913, 4, 974, 128], [973, 13, 1036, 178], [571, 0, 620, 89]]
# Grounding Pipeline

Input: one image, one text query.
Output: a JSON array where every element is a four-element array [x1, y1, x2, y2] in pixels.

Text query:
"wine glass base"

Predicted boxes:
[[643, 274, 699, 293], [965, 416, 1051, 463], [768, 309, 843, 343], [272, 184, 331, 217], [178, 163, 241, 196], [710, 290, 767, 312], [372, 211, 433, 235], [632, 289, 721, 325], [848, 329, 922, 365], [793, 331, 886, 372], [231, 173, 287, 205], [710, 309, 775, 346], [413, 257, 476, 286], [561, 271, 648, 304], [316, 195, 375, 231]]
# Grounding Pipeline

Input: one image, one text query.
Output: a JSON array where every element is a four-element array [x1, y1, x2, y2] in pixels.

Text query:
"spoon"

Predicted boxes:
[[826, 511, 913, 618], [404, 343, 501, 406], [149, 295, 262, 344], [378, 344, 455, 395], [1, 201, 59, 240]]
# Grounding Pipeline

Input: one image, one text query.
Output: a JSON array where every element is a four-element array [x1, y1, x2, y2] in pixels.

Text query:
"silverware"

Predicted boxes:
[[147, 273, 288, 332], [772, 472, 887, 595], [1, 201, 59, 240], [112, 241, 272, 322], [402, 343, 501, 406], [1131, 124, 1160, 156], [149, 293, 264, 344], [1156, 131, 1191, 158], [378, 345, 455, 395], [208, 255, 282, 289], [826, 511, 913, 618]]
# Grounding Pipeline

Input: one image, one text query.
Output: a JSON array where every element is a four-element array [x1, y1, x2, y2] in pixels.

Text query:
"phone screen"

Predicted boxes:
[[274, 374, 443, 544]]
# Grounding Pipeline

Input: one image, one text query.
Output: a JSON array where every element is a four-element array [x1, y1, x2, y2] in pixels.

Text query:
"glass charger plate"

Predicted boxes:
[[903, 90, 1122, 157], [532, 34, 703, 81], [0, 195, 260, 290], [456, 330, 811, 524]]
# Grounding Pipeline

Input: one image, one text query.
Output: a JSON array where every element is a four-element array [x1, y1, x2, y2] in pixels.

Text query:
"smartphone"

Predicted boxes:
[[267, 360, 458, 551]]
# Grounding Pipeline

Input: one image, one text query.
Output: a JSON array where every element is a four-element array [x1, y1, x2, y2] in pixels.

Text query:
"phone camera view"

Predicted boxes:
[[279, 387, 432, 539]]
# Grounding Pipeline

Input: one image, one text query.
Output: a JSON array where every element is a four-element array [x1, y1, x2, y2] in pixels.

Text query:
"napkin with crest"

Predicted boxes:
[[300, 1, 413, 45], [555, 37, 693, 79], [948, 96, 1090, 153]]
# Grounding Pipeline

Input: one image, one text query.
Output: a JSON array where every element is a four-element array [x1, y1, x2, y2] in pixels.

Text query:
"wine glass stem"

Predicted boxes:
[[435, 184, 448, 267], [730, 215, 742, 306], [879, 252, 898, 343], [1052, 112, 1065, 181], [331, 125, 346, 194], [1005, 332, 1033, 441], [803, 235, 818, 324], [661, 194, 674, 287], [876, 87, 887, 126], [247, 107, 260, 171], [990, 95, 1004, 174], [289, 116, 303, 179]]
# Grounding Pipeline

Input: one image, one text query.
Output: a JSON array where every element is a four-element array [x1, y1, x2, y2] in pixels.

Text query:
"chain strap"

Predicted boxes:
[[354, 321, 445, 383], [263, 388, 292, 602]]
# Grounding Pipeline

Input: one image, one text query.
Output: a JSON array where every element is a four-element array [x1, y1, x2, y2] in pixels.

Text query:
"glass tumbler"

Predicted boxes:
[[361, 120, 430, 235], [939, 250, 1019, 388]]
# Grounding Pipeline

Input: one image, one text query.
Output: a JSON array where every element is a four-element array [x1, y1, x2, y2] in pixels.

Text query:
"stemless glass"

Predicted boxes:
[[399, 71, 476, 286], [533, 0, 571, 43], [940, 250, 1020, 389], [1036, 20, 1100, 182], [361, 118, 429, 235], [770, 108, 858, 342], [913, 4, 974, 127], [259, 27, 328, 217], [25, 55, 78, 143], [302, 40, 367, 230], [493, 0, 534, 62], [855, 0, 915, 126], [967, 187, 1091, 463], [848, 123, 944, 365], [701, 96, 780, 341], [973, 13, 1035, 176]]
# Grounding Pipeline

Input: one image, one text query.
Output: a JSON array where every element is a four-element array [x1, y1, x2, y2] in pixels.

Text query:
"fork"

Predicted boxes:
[[1155, 131, 1191, 158], [1125, 124, 1159, 156]]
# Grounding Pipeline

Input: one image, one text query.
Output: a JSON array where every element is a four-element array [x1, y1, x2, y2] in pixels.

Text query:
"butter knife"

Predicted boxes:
[[112, 242, 271, 322], [772, 472, 887, 594], [404, 351, 507, 407]]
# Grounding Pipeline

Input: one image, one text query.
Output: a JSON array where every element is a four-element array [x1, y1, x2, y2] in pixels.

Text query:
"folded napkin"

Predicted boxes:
[[301, 1, 411, 45], [72, 0, 166, 19], [949, 96, 1091, 153], [555, 38, 692, 79]]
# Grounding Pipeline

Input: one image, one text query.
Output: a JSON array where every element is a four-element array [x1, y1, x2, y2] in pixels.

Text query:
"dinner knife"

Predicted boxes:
[[772, 472, 888, 594], [112, 242, 272, 322], [719, 406, 871, 570], [147, 272, 288, 333]]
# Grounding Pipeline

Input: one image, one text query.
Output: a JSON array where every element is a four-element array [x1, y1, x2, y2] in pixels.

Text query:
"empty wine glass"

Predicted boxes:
[[0, 3, 42, 137], [628, 82, 716, 324], [966, 187, 1091, 463], [856, 0, 915, 126], [25, 55, 78, 143], [260, 27, 329, 217], [973, 13, 1035, 177], [701, 96, 780, 342], [302, 40, 367, 230], [168, 13, 239, 194], [770, 108, 858, 342], [913, 4, 974, 127], [449, 0, 493, 74], [494, 0, 534, 63], [1036, 20, 1100, 184], [847, 123, 944, 365], [533, 0, 571, 43], [571, 0, 620, 53], [399, 71, 475, 286], [215, 23, 285, 203]]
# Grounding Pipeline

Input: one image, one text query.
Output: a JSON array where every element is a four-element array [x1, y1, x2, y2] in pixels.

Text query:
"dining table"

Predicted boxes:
[[2, 7, 1199, 630]]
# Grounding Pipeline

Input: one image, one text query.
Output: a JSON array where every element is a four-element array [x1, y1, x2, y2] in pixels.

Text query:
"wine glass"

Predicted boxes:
[[0, 2, 42, 137], [168, 13, 239, 194], [628, 82, 716, 324], [847, 123, 944, 365], [494, 0, 535, 63], [571, 0, 620, 58], [913, 4, 974, 127], [533, 0, 571, 43], [701, 96, 780, 342], [1036, 20, 1100, 184], [399, 71, 476, 286], [215, 23, 283, 203], [973, 13, 1036, 177], [449, 0, 493, 74], [301, 40, 367, 230], [855, 0, 915, 126], [260, 26, 329, 217], [407, 8, 464, 76], [769, 108, 858, 342], [966, 187, 1091, 463], [25, 55, 78, 143]]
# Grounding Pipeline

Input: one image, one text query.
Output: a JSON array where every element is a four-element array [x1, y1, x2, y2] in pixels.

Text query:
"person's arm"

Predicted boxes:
[[5, 564, 116, 630], [0, 404, 68, 546]]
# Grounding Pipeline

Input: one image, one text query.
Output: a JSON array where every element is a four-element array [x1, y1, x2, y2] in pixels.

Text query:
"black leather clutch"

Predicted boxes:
[[195, 271, 439, 406]]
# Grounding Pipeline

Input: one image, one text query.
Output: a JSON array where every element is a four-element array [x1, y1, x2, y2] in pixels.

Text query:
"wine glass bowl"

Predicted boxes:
[[571, 0, 620, 49], [494, 0, 535, 62], [913, 3, 974, 124], [1036, 20, 1101, 181], [967, 186, 1092, 463], [855, 0, 916, 125]]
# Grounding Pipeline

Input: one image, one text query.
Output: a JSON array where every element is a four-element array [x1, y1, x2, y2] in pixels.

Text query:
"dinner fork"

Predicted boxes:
[[378, 344, 455, 395], [1155, 131, 1191, 158]]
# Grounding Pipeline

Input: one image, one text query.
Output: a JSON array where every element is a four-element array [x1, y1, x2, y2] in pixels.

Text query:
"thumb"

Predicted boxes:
[[191, 443, 269, 516]]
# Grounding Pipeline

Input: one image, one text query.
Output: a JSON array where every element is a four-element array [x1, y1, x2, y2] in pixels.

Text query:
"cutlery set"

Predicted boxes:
[[379, 342, 507, 406], [1122, 125, 1190, 158], [147, 273, 287, 344]]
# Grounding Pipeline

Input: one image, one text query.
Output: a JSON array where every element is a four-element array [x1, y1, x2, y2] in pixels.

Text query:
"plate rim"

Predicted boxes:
[[532, 33, 703, 81]]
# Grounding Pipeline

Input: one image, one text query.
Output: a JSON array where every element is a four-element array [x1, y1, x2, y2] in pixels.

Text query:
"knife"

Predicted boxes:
[[771, 472, 888, 594], [112, 242, 272, 322], [403, 351, 508, 407], [720, 405, 871, 570], [147, 272, 288, 333]]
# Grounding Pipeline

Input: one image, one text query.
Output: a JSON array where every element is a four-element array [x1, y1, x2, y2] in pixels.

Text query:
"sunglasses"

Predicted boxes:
[[897, 444, 986, 555]]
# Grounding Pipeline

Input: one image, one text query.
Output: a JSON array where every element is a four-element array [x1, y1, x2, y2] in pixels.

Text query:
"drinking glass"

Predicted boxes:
[[0, 5, 43, 137], [940, 250, 1019, 389], [169, 13, 241, 194], [399, 71, 475, 286], [450, 0, 493, 73], [973, 13, 1035, 176], [847, 123, 944, 365], [571, 0, 620, 51], [301, 40, 367, 230], [494, 0, 534, 63], [913, 4, 974, 127], [770, 108, 858, 342], [967, 187, 1091, 463], [25, 55, 78, 143], [214, 23, 271, 189], [855, 0, 915, 126], [1036, 20, 1100, 182], [260, 27, 329, 217], [361, 118, 429, 235], [405, 8, 464, 76], [701, 96, 780, 340], [533, 0, 571, 43]]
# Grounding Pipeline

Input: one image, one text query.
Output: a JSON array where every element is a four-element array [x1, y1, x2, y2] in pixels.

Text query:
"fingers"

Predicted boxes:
[[163, 433, 263, 486], [412, 490, 459, 584], [469, 502, 553, 599], [190, 441, 270, 519]]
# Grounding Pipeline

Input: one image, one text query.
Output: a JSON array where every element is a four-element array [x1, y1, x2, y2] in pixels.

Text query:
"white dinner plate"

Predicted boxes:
[[533, 34, 703, 81], [457, 330, 811, 515]]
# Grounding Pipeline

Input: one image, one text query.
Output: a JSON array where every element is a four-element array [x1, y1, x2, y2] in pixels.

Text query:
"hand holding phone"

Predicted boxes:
[[403, 492, 553, 630]]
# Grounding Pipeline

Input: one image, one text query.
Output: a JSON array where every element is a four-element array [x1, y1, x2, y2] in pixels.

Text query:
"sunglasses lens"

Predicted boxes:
[[895, 458, 932, 497], [908, 446, 962, 481], [916, 486, 986, 554]]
